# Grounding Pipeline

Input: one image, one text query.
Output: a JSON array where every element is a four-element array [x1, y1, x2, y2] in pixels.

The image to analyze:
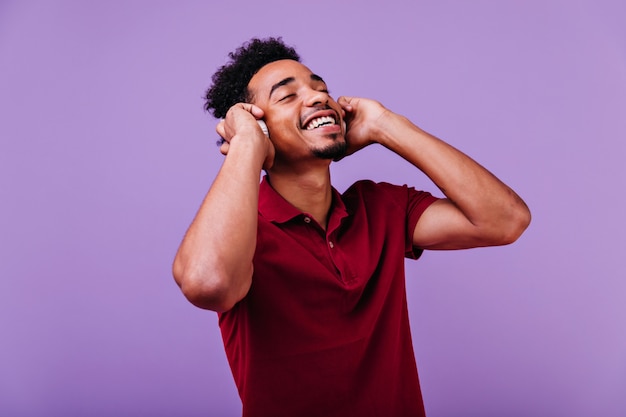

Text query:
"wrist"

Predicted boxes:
[[375, 110, 405, 148], [228, 133, 269, 169]]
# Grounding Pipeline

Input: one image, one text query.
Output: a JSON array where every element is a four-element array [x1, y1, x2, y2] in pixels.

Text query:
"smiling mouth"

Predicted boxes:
[[304, 115, 338, 131]]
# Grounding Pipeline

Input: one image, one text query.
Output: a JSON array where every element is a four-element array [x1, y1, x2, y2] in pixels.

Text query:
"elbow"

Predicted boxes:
[[497, 204, 532, 245], [181, 279, 239, 312], [173, 262, 251, 312]]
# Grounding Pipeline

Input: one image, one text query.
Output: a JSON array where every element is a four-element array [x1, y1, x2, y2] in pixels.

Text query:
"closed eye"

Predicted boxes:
[[278, 93, 296, 102]]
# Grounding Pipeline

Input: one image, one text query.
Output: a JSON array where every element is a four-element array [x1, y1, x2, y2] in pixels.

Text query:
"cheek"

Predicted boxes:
[[268, 127, 310, 156], [267, 115, 301, 138]]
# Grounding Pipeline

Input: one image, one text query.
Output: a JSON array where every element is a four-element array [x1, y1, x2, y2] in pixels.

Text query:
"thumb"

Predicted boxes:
[[337, 96, 354, 112], [248, 103, 265, 119]]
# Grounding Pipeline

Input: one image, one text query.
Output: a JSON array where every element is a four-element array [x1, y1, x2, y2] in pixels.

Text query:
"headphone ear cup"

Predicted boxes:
[[257, 120, 269, 137]]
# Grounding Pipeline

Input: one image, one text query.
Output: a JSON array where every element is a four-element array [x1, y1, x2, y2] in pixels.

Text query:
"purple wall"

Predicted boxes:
[[1, 1, 624, 416]]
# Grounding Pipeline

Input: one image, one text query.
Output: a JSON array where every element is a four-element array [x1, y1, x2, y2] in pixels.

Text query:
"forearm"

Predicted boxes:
[[173, 138, 264, 311], [378, 112, 530, 244]]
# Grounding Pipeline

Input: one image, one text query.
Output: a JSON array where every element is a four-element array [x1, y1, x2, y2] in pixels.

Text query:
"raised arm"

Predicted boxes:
[[172, 103, 274, 312], [338, 96, 530, 250]]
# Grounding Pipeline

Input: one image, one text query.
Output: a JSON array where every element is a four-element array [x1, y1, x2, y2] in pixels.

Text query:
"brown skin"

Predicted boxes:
[[173, 60, 531, 312]]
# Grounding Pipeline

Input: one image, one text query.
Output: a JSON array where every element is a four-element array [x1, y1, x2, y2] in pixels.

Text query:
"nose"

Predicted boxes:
[[305, 88, 329, 107]]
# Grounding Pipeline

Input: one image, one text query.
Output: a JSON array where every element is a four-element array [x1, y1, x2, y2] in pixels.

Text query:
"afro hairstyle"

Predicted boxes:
[[204, 37, 300, 119]]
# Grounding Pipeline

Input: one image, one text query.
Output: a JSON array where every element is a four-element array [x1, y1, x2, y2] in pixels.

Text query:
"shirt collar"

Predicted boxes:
[[258, 176, 348, 226]]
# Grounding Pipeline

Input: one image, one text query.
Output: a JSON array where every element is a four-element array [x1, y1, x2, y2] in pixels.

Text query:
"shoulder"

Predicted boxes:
[[343, 179, 406, 198], [340, 180, 439, 222], [342, 180, 432, 205]]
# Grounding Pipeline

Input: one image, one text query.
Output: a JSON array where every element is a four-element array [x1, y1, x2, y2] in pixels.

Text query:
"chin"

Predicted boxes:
[[312, 141, 347, 160]]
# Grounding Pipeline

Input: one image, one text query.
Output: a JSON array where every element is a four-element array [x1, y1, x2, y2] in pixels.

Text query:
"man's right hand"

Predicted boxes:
[[217, 103, 275, 170]]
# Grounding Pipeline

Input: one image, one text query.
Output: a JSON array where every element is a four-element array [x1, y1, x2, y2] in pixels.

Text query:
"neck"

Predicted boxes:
[[267, 167, 333, 230]]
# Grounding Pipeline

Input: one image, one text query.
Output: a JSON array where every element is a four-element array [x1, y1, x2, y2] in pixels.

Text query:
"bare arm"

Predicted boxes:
[[172, 103, 273, 312], [338, 96, 531, 250]]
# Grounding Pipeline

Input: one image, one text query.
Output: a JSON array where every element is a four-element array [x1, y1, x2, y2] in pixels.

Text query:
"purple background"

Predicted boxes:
[[1, 1, 625, 416]]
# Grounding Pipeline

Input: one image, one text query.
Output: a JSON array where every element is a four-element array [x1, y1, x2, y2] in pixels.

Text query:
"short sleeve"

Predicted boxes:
[[404, 187, 439, 259]]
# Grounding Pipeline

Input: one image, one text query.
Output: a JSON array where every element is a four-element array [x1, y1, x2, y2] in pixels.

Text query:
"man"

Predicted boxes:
[[173, 37, 530, 417]]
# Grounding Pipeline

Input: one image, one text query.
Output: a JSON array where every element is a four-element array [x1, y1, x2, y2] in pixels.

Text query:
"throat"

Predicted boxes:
[[267, 171, 333, 230]]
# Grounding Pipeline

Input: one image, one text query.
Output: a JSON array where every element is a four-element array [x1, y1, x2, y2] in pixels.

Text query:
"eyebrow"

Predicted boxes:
[[268, 74, 326, 99], [269, 77, 295, 99]]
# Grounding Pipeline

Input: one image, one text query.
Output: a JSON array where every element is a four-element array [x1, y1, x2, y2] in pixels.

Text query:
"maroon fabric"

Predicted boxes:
[[218, 177, 438, 417]]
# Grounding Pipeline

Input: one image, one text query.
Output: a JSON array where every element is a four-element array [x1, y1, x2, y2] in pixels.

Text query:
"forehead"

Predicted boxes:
[[248, 60, 317, 96]]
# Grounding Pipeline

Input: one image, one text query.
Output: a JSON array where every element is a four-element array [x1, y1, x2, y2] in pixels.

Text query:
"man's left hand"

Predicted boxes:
[[337, 96, 390, 157]]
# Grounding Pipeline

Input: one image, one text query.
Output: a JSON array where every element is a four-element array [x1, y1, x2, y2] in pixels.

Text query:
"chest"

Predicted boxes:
[[252, 211, 408, 312]]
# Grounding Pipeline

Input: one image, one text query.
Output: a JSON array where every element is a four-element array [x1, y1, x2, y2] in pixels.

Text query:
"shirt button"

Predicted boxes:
[[304, 217, 311, 223], [328, 241, 334, 249]]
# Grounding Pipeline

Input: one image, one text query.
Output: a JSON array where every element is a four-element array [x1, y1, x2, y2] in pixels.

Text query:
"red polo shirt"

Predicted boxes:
[[218, 177, 438, 417]]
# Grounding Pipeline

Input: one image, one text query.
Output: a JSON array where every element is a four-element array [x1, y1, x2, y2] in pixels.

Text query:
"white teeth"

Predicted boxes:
[[306, 116, 336, 130]]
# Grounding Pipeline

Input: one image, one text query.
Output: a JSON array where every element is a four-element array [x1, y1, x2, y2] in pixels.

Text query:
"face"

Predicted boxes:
[[247, 60, 346, 163]]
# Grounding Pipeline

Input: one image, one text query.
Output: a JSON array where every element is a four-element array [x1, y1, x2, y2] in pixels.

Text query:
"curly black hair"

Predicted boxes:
[[204, 37, 301, 119]]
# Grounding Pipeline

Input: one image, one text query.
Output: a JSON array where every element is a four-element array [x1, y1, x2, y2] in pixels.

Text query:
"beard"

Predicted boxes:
[[311, 140, 347, 160]]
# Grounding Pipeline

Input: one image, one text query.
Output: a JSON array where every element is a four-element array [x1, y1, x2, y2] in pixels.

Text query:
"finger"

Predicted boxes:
[[337, 96, 353, 112], [234, 102, 265, 119], [219, 141, 230, 156], [216, 119, 226, 138], [248, 103, 265, 119]]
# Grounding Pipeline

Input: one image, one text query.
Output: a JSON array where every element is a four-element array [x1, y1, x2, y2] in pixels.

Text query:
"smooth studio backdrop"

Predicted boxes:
[[1, 1, 625, 416]]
